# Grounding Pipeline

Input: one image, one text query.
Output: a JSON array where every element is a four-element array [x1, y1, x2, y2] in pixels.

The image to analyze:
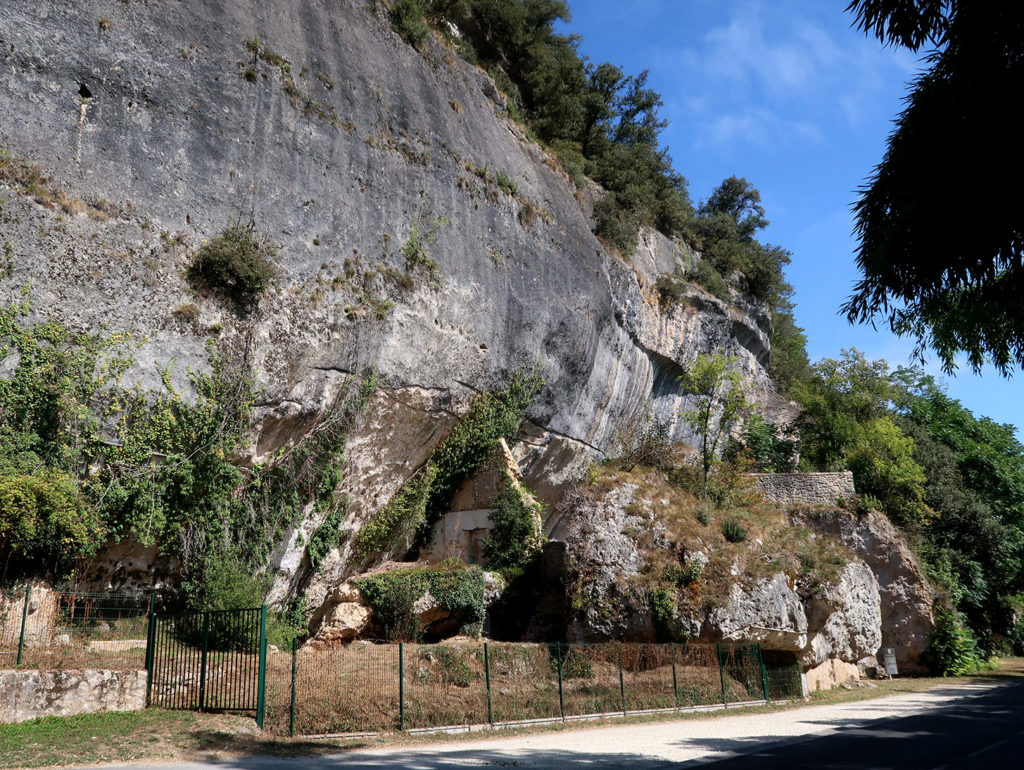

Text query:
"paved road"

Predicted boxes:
[[97, 680, 1024, 770]]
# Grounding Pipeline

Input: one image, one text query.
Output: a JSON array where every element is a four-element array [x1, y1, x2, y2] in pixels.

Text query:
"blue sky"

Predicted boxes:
[[560, 0, 1023, 437]]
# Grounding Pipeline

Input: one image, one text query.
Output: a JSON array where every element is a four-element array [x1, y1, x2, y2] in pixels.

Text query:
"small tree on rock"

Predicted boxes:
[[678, 352, 751, 484]]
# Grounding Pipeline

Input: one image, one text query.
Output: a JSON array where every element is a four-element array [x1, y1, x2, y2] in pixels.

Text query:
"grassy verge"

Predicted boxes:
[[4, 660, 1023, 768]]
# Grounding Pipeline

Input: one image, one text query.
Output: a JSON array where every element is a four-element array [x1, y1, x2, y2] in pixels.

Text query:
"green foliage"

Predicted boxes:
[[307, 508, 348, 571], [845, 417, 929, 526], [924, 609, 989, 676], [435, 646, 473, 686], [352, 463, 438, 560], [0, 469, 103, 576], [769, 299, 810, 395], [354, 561, 485, 641], [649, 587, 682, 642], [684, 177, 792, 307], [843, 2, 1024, 375], [678, 352, 751, 485], [390, 0, 431, 48], [483, 472, 544, 570], [354, 369, 542, 562], [688, 260, 730, 303], [720, 518, 748, 543], [401, 217, 450, 287], [793, 349, 1024, 652], [794, 349, 894, 470], [725, 414, 797, 473], [187, 222, 279, 313], [0, 292, 374, 604], [494, 169, 518, 196], [184, 547, 269, 611]]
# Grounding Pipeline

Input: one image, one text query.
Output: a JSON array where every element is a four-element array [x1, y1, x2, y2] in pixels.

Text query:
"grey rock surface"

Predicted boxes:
[[0, 0, 790, 606], [793, 508, 935, 673]]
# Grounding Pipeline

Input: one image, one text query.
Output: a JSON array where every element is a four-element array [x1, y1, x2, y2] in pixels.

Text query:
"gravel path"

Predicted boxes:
[[100, 681, 1008, 769]]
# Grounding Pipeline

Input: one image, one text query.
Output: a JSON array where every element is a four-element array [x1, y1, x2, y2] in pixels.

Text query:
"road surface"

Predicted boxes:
[[97, 679, 1024, 769]]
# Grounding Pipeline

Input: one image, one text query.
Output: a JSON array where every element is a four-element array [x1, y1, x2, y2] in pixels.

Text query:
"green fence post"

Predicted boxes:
[[717, 642, 727, 706], [15, 589, 28, 667], [484, 642, 493, 725], [672, 657, 679, 710], [198, 611, 210, 711], [555, 642, 564, 721], [758, 644, 769, 702], [399, 642, 405, 731], [290, 636, 298, 737], [256, 605, 268, 729], [144, 593, 156, 706], [618, 644, 626, 716]]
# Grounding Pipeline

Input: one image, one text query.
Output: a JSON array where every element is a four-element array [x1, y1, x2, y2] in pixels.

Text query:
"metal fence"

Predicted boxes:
[[263, 640, 798, 737], [0, 587, 152, 670], [147, 607, 267, 724]]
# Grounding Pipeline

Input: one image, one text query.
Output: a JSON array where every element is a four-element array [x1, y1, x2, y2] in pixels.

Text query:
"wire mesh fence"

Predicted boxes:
[[765, 661, 804, 700], [275, 640, 773, 736], [0, 587, 151, 670]]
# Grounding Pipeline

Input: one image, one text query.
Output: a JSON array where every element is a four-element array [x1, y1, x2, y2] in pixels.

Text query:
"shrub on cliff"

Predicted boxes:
[[187, 222, 279, 313]]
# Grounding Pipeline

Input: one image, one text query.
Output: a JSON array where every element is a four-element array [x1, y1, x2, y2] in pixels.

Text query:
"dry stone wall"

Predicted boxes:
[[0, 669, 146, 723], [752, 472, 856, 507]]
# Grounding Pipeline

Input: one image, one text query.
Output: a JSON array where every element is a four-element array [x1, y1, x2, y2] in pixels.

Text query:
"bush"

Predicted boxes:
[[688, 259, 729, 302], [726, 415, 797, 472], [391, 0, 430, 48], [721, 518, 747, 543], [924, 609, 989, 676], [483, 477, 544, 571], [0, 468, 103, 573], [187, 222, 279, 313], [354, 562, 485, 641], [614, 407, 672, 470]]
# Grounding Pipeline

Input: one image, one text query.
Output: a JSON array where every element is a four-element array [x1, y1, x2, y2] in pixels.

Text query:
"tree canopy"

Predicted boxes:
[[842, 1, 1024, 374]]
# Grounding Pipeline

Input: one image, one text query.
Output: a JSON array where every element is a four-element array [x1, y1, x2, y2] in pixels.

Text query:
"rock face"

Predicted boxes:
[[792, 508, 935, 674], [0, 0, 789, 605], [562, 477, 890, 669], [703, 562, 881, 667]]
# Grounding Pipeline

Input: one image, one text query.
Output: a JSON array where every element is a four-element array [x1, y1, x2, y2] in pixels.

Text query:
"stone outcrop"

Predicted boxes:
[[0, 669, 146, 723], [792, 507, 935, 673], [706, 561, 881, 667], [752, 472, 857, 508]]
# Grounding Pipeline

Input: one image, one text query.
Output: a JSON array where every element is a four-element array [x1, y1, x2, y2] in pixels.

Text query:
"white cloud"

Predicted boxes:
[[668, 0, 918, 149]]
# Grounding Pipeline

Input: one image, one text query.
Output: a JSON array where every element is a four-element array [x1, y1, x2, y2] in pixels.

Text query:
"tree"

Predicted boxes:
[[842, 1, 1024, 373], [678, 352, 751, 483]]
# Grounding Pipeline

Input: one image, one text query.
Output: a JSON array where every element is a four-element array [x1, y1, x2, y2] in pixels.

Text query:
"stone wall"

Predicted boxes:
[[0, 669, 146, 723], [752, 472, 856, 507]]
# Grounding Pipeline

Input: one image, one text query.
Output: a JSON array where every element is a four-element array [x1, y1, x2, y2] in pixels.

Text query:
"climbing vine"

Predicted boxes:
[[0, 293, 374, 606], [352, 367, 544, 561], [354, 560, 485, 641]]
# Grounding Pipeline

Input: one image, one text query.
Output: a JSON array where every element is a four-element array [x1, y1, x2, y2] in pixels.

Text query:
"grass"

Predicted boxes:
[[4, 661, 1020, 768]]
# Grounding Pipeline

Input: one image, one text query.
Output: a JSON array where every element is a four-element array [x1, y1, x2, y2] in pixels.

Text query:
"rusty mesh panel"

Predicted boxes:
[[18, 592, 150, 670], [488, 642, 562, 722], [559, 643, 622, 717], [262, 646, 295, 734], [404, 643, 489, 728], [621, 643, 678, 711], [718, 643, 766, 702], [673, 643, 736, 706], [292, 643, 400, 734]]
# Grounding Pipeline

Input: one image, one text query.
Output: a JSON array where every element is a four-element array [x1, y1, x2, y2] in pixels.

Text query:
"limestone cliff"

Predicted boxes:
[[0, 0, 931, 673], [0, 1, 786, 594]]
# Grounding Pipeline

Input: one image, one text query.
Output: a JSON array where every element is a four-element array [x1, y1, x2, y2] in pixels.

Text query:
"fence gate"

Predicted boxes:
[[146, 605, 268, 726]]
